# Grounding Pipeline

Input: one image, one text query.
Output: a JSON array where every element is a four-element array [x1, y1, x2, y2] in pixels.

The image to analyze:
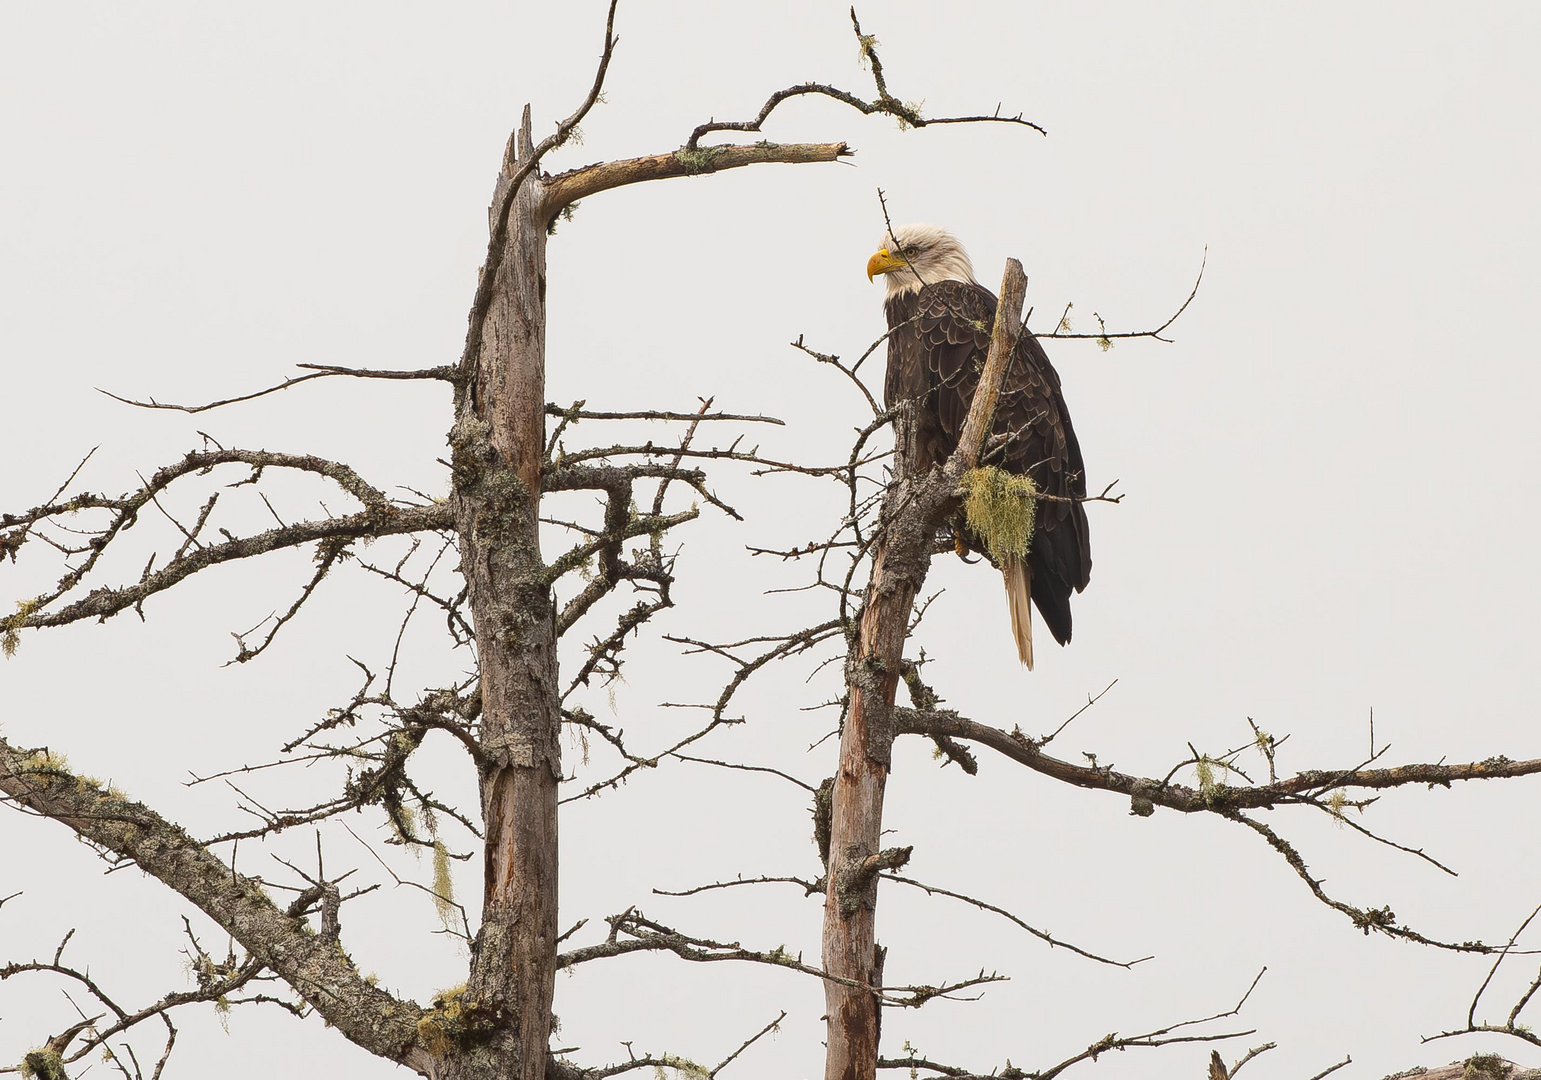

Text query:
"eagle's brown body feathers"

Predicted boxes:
[[882, 273, 1091, 658]]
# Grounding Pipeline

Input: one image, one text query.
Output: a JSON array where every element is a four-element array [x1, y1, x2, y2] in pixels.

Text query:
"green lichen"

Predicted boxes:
[[3, 598, 40, 658], [652, 1055, 709, 1079], [1094, 312, 1113, 352], [416, 983, 475, 1059], [961, 466, 1037, 566], [20, 749, 69, 776], [1326, 788, 1349, 826], [20, 1048, 68, 1080], [390, 803, 417, 846], [674, 145, 728, 175], [547, 200, 580, 236], [1195, 756, 1217, 799], [856, 33, 877, 67], [895, 99, 925, 131], [1462, 1053, 1512, 1079]]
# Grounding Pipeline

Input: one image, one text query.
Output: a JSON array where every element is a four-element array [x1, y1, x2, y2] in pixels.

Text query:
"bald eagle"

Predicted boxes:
[[867, 224, 1090, 668]]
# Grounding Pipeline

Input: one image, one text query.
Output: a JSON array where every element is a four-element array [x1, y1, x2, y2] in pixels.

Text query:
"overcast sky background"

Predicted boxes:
[[3, 3, 1540, 1078]]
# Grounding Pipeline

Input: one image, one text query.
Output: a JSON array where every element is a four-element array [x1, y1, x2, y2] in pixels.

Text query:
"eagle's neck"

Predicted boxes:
[[883, 289, 919, 330]]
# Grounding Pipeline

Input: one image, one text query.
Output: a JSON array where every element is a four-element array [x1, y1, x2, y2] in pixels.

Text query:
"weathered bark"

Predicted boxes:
[[544, 141, 851, 212], [449, 109, 562, 1080], [1387, 1060, 1540, 1080], [820, 514, 920, 1080], [891, 706, 1541, 814], [821, 262, 1026, 1080], [439, 98, 860, 1079], [955, 261, 1027, 471], [0, 740, 431, 1071]]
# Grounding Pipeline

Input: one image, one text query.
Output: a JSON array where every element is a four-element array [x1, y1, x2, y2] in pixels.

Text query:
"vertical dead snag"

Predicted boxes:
[[449, 108, 563, 1079], [821, 260, 1026, 1080]]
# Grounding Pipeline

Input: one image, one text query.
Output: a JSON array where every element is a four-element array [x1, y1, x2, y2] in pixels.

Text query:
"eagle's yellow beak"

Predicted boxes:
[[866, 248, 905, 282]]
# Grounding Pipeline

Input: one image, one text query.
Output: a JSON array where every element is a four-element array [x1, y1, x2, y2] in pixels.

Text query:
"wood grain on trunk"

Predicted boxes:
[[450, 110, 561, 1080]]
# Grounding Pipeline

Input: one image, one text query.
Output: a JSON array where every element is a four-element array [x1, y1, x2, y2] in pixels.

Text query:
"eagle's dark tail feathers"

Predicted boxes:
[[1027, 550, 1076, 651], [1031, 584, 1075, 650]]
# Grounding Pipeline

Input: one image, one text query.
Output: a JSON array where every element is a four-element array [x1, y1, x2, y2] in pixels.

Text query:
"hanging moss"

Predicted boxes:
[[431, 841, 456, 934], [961, 466, 1037, 566], [1194, 756, 1218, 801], [2, 598, 39, 658], [1326, 788, 1349, 825]]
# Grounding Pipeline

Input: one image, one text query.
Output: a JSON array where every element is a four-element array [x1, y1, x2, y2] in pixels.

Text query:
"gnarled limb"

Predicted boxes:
[[891, 706, 1541, 814], [0, 739, 433, 1074], [893, 704, 1541, 952]]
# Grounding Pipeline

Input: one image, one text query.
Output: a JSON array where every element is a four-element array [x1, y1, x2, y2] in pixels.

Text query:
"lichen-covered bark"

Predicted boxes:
[[543, 141, 851, 211], [0, 741, 429, 1069], [446, 114, 561, 1080], [889, 708, 1541, 814], [821, 470, 939, 1080]]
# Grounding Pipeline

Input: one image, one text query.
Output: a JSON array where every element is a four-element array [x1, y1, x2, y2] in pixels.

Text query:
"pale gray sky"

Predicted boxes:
[[3, 3, 1540, 1078]]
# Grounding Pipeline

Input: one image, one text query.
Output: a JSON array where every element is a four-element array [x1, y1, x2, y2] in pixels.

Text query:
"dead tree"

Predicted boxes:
[[720, 266, 1541, 1078], [684, 245, 1541, 1077], [0, 7, 1044, 1080], [5, 7, 1541, 1080]]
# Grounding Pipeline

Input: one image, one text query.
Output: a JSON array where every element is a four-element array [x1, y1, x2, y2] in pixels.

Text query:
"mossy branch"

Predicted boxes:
[[0, 735, 435, 1073]]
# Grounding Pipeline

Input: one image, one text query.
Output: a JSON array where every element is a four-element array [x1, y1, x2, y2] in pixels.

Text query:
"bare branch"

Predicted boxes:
[[683, 9, 1044, 150], [21, 500, 448, 632], [1303, 1055, 1354, 1080], [1038, 248, 1207, 345], [893, 706, 1541, 951], [893, 706, 1541, 817], [880, 873, 1144, 968], [710, 1010, 786, 1077], [556, 910, 1003, 1009], [0, 739, 431, 1071], [876, 972, 1264, 1080], [544, 142, 853, 213], [544, 402, 784, 425], [97, 365, 456, 415]]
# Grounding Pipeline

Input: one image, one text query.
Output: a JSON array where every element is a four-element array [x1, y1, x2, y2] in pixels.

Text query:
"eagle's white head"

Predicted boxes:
[[866, 223, 978, 299]]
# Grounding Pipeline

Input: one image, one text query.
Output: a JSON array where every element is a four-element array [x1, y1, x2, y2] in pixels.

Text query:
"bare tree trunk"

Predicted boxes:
[[448, 108, 561, 1080], [821, 524, 921, 1080], [821, 261, 1027, 1080]]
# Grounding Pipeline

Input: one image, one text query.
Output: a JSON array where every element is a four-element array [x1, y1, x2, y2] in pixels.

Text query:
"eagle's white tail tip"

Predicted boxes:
[[1003, 557, 1033, 670]]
